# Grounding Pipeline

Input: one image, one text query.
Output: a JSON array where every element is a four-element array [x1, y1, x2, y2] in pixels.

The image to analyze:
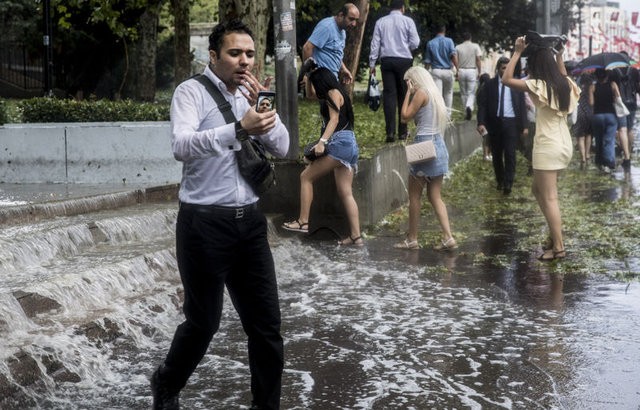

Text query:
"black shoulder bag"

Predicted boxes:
[[194, 74, 276, 195]]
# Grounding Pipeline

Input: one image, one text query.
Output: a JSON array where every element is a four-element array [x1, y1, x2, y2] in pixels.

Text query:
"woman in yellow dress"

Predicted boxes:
[[502, 35, 579, 261]]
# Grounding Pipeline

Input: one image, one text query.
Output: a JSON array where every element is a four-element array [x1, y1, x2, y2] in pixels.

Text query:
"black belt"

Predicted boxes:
[[179, 201, 258, 219]]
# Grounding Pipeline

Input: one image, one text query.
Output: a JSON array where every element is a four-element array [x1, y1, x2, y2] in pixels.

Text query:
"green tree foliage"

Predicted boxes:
[[0, 0, 42, 50], [296, 0, 541, 76]]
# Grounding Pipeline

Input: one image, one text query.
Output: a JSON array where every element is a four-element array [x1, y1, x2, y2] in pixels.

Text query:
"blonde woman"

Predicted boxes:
[[394, 66, 457, 250]]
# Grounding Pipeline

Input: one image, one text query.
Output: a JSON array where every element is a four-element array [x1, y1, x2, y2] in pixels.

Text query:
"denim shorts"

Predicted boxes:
[[408, 134, 449, 178], [326, 130, 359, 171]]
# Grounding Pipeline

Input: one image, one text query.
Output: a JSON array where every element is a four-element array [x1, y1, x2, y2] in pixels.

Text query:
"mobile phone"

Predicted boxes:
[[256, 91, 276, 112]]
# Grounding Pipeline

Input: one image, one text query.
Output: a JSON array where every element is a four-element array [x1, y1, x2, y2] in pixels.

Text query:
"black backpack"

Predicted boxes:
[[618, 67, 638, 108]]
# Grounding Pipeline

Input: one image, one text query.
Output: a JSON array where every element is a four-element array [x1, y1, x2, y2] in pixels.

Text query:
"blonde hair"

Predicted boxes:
[[403, 66, 451, 135]]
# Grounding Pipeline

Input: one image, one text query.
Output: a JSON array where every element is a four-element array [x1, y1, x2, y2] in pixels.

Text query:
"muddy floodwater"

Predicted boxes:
[[0, 152, 639, 409]]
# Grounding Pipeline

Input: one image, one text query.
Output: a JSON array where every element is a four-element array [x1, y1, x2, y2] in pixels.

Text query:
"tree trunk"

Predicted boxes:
[[218, 0, 271, 79], [134, 2, 162, 101], [342, 0, 369, 97], [172, 0, 191, 86]]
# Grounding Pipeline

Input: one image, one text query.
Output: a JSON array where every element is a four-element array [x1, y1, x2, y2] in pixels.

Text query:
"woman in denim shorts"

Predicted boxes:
[[394, 66, 457, 251], [283, 67, 363, 246]]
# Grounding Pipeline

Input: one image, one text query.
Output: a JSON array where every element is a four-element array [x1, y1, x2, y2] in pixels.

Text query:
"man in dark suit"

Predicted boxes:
[[477, 57, 528, 195]]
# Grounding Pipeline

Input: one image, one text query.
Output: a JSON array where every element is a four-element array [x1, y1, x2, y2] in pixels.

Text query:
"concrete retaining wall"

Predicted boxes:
[[263, 120, 480, 227], [0, 122, 181, 185], [0, 120, 480, 227]]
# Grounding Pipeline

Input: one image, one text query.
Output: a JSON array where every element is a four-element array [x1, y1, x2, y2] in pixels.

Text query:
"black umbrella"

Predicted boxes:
[[572, 52, 630, 75]]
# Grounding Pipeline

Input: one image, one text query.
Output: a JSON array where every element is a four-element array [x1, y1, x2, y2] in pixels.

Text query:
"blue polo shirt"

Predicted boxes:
[[308, 17, 346, 76], [423, 34, 456, 69]]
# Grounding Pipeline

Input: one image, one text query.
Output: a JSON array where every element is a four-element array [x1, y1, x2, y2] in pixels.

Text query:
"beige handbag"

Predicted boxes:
[[614, 96, 630, 118], [405, 139, 437, 164]]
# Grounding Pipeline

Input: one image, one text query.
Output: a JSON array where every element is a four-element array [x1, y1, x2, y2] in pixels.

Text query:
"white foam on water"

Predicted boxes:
[[0, 208, 638, 408]]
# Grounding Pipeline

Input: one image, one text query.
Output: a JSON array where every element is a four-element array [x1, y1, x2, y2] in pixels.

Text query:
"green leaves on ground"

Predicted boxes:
[[380, 150, 639, 280]]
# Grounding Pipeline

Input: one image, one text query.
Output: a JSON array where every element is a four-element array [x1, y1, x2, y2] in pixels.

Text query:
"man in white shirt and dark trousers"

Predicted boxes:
[[455, 32, 482, 120], [150, 20, 289, 410], [369, 0, 420, 143]]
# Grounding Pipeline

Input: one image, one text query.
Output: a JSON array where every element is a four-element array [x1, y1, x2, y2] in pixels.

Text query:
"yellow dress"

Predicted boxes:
[[525, 78, 580, 170]]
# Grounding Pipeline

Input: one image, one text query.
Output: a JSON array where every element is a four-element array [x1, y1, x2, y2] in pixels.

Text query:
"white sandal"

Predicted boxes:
[[394, 239, 420, 250], [434, 237, 458, 251]]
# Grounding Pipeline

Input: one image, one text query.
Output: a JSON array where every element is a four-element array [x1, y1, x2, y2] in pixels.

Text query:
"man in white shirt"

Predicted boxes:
[[150, 19, 289, 410], [477, 57, 527, 195], [455, 32, 483, 120], [369, 0, 420, 142]]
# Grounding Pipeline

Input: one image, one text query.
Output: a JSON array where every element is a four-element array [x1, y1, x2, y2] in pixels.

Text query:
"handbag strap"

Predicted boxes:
[[193, 74, 237, 125]]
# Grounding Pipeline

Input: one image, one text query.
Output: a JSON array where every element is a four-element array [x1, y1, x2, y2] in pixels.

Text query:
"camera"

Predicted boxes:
[[525, 30, 567, 54]]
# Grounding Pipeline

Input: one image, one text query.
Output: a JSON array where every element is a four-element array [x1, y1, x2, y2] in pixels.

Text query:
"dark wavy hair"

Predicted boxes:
[[525, 46, 571, 111], [208, 20, 254, 54], [308, 67, 354, 126]]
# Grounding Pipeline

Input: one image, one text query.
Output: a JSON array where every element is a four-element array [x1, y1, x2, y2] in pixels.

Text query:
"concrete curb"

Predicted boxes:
[[0, 184, 179, 227]]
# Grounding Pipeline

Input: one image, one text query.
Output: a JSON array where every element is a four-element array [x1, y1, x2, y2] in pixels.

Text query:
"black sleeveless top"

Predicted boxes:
[[592, 82, 615, 115], [319, 96, 354, 135]]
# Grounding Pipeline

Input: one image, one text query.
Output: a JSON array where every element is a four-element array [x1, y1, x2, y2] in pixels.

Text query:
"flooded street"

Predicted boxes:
[[0, 153, 639, 409]]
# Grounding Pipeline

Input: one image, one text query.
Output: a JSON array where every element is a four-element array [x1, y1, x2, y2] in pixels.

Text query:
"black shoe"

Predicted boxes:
[[151, 366, 180, 410], [622, 159, 631, 171], [465, 107, 472, 120], [503, 186, 512, 195], [496, 182, 503, 191], [398, 133, 408, 140], [385, 134, 396, 143]]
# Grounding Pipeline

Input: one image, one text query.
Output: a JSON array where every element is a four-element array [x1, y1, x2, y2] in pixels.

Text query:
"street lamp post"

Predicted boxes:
[[577, 1, 584, 57], [43, 0, 54, 96], [272, 0, 299, 159]]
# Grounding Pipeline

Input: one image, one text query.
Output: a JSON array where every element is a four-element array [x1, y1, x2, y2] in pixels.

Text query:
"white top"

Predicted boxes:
[[369, 10, 420, 67], [455, 40, 482, 69], [414, 97, 438, 135], [170, 66, 289, 206]]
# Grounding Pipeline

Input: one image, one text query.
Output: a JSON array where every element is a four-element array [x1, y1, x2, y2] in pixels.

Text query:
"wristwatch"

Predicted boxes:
[[235, 121, 248, 140], [320, 138, 329, 144]]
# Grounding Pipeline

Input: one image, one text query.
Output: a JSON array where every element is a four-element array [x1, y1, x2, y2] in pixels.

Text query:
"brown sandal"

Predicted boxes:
[[339, 235, 364, 246], [538, 249, 566, 261], [282, 219, 309, 233]]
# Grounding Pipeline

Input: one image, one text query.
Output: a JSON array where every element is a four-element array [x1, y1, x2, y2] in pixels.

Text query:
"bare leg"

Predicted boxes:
[[618, 127, 630, 160], [532, 169, 564, 253], [406, 175, 425, 242], [425, 175, 454, 242], [297, 156, 339, 224], [585, 134, 592, 161], [577, 136, 587, 163], [333, 165, 362, 243]]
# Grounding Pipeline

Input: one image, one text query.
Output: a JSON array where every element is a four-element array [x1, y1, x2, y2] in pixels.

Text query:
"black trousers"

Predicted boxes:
[[163, 203, 283, 410], [489, 117, 519, 188], [380, 57, 413, 137]]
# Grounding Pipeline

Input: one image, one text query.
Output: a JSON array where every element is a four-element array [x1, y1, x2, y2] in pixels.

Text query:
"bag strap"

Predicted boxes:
[[193, 74, 237, 124]]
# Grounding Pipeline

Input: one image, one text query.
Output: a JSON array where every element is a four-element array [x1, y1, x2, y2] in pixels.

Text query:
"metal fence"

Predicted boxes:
[[0, 43, 44, 94]]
